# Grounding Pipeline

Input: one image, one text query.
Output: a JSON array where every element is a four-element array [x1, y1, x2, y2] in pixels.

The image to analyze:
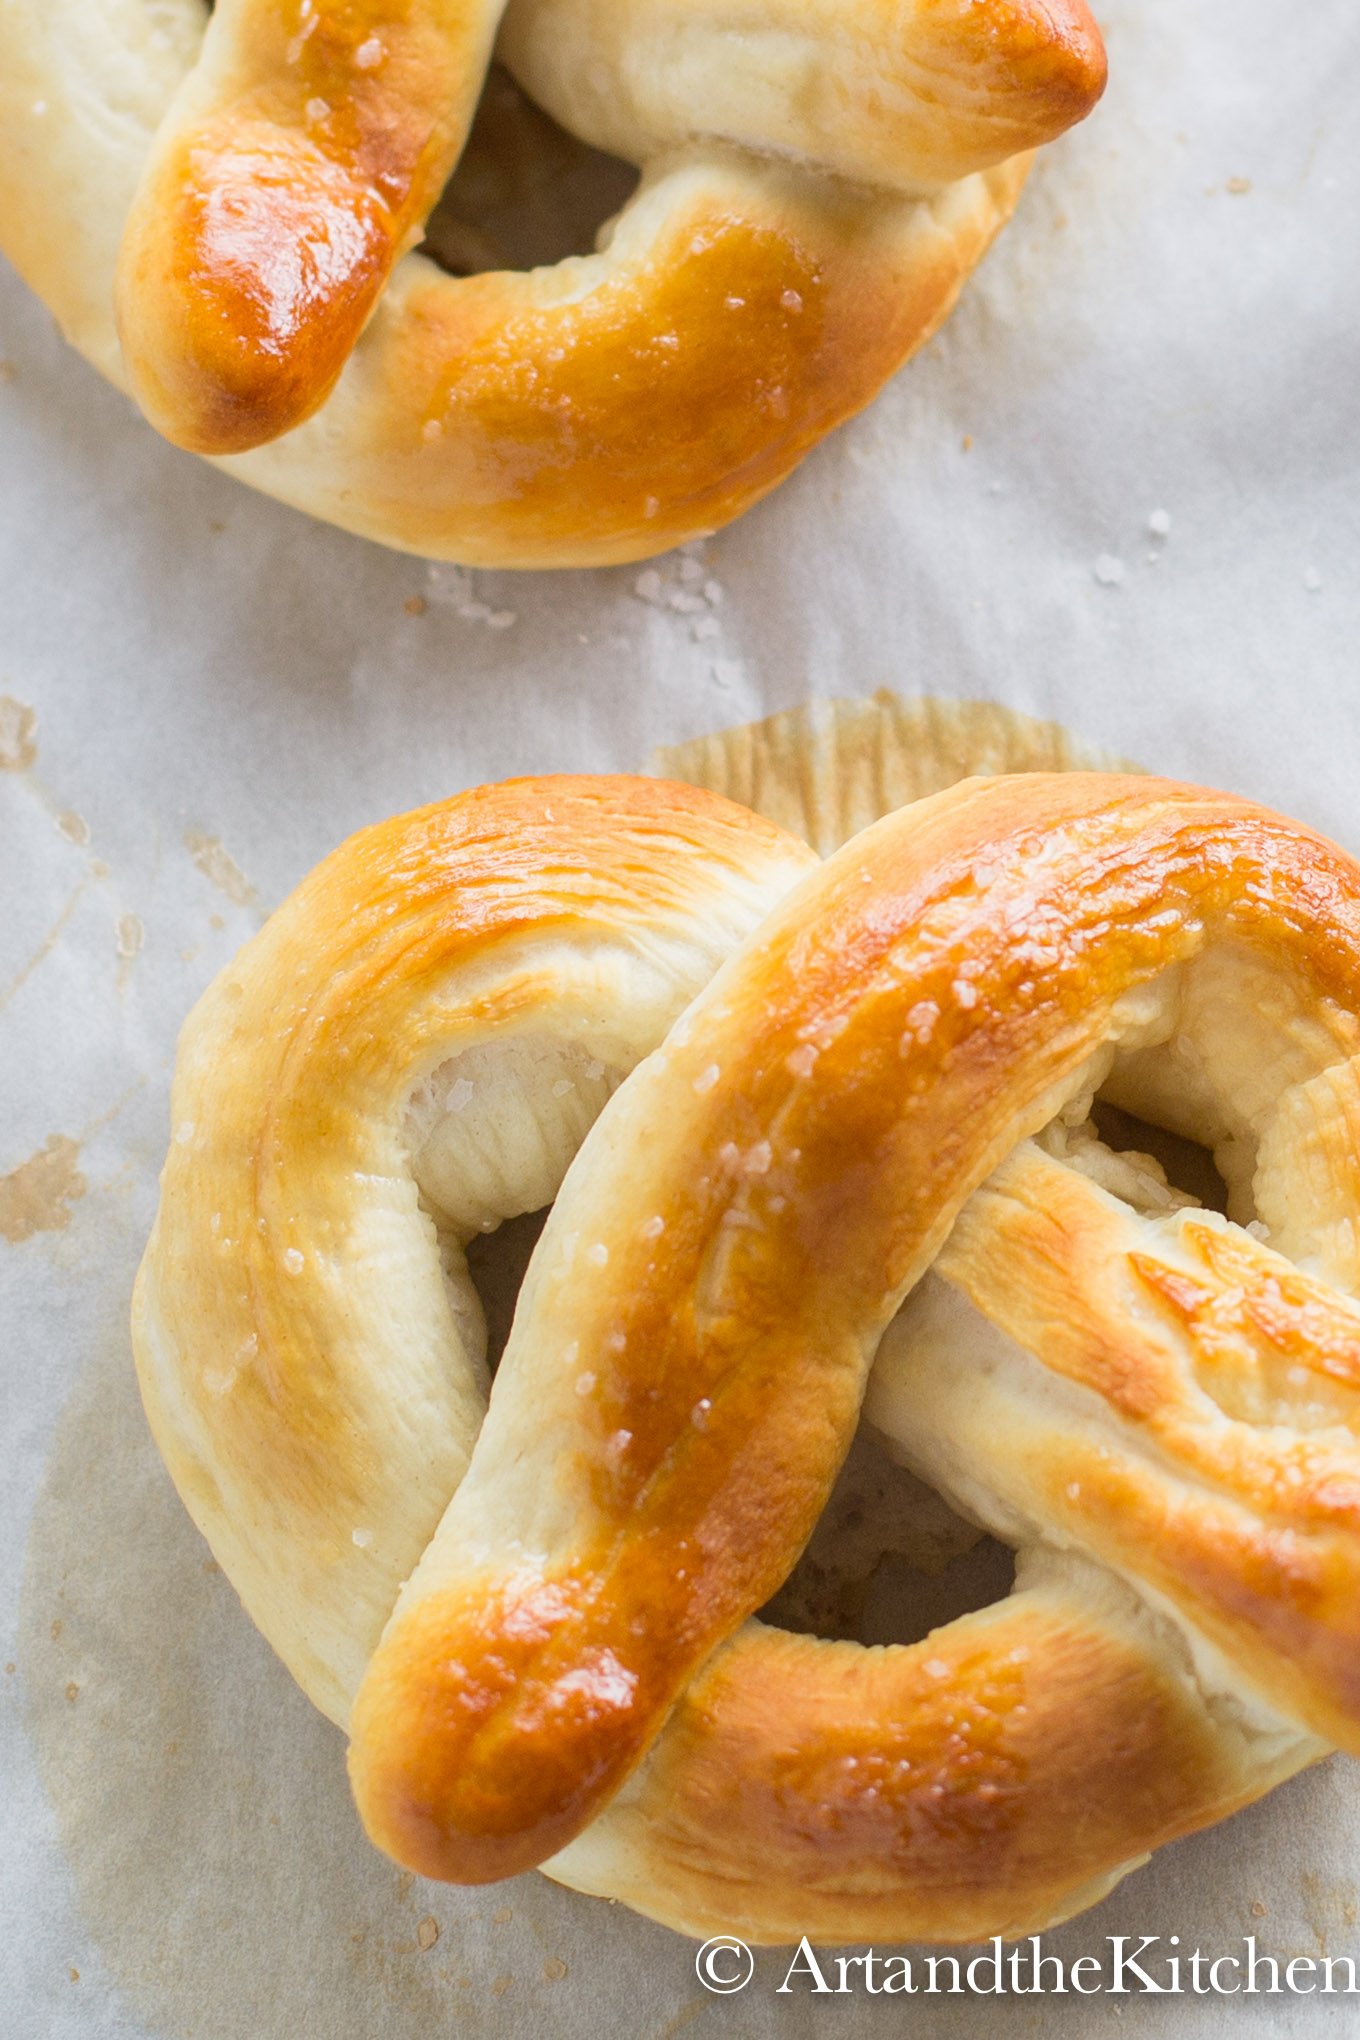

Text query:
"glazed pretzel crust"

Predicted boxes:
[[136, 770, 1360, 1941], [1, 0, 1103, 564]]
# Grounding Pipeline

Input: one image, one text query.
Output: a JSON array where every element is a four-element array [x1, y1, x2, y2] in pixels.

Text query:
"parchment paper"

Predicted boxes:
[[3, 2, 1359, 2034]]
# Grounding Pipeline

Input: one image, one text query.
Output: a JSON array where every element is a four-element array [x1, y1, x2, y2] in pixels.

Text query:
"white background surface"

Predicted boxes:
[[2, 1, 1359, 2033]]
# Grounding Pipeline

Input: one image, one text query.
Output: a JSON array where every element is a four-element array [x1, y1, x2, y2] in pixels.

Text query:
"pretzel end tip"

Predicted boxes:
[[964, 0, 1108, 146], [347, 1569, 660, 1884], [1036, 0, 1108, 129], [115, 126, 391, 455]]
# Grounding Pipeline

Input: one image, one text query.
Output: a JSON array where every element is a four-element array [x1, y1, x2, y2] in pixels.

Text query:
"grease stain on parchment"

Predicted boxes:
[[184, 829, 257, 907], [0, 1136, 86, 1242], [1299, 1871, 1358, 1957], [0, 694, 38, 772], [55, 810, 90, 846], [0, 880, 87, 1016]]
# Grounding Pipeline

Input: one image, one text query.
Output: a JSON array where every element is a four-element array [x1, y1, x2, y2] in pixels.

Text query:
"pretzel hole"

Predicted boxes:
[[1089, 1099, 1231, 1216], [421, 67, 639, 278], [465, 1205, 550, 1373], [761, 1434, 1016, 1646]]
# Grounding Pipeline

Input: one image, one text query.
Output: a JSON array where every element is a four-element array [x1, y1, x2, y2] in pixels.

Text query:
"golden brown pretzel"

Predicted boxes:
[[2, 0, 1104, 564], [136, 765, 1360, 1941]]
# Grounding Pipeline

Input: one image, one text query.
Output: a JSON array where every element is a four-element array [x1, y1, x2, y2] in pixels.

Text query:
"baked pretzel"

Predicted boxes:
[[135, 767, 1360, 1942], [1, 1, 1104, 565]]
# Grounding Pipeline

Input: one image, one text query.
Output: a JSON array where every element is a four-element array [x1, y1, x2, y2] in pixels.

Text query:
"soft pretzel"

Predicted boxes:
[[136, 763, 1360, 1942], [1, 1, 1104, 565]]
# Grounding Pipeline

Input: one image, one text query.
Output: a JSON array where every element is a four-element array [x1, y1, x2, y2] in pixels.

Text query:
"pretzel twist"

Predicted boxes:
[[1, 0, 1104, 563], [136, 769, 1360, 1940]]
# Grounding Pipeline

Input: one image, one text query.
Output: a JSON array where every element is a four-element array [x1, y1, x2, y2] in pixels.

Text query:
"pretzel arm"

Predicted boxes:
[[500, 0, 1106, 194], [115, 0, 504, 452], [548, 1567, 1314, 1944], [870, 1132, 1360, 1748]]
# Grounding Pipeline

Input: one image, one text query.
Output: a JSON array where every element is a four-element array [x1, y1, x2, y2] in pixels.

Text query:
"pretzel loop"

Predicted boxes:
[[136, 770, 1360, 1940]]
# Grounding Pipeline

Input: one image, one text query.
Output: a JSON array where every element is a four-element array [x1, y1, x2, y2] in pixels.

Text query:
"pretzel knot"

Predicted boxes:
[[133, 770, 1360, 1942], [1, 2, 1103, 565]]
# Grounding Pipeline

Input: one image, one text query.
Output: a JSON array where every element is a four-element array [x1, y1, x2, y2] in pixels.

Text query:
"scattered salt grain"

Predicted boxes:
[[1092, 553, 1127, 587], [1147, 508, 1172, 539], [425, 562, 516, 630]]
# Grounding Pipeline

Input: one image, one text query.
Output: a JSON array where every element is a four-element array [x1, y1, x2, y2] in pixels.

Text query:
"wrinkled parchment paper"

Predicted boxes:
[[3, 2, 1360, 2033]]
